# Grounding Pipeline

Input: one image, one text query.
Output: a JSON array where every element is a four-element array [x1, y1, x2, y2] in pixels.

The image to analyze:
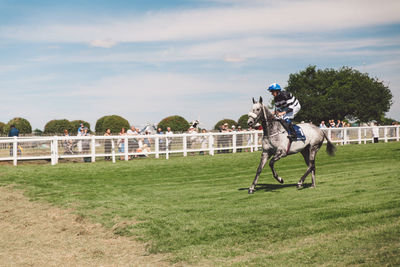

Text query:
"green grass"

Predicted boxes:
[[1, 142, 400, 266]]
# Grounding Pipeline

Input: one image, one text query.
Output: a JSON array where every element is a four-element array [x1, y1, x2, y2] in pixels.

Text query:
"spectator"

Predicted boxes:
[[78, 123, 84, 134], [165, 127, 173, 151], [117, 127, 126, 160], [82, 127, 91, 162], [200, 129, 208, 155], [104, 128, 112, 161], [127, 125, 139, 158], [336, 120, 343, 128], [141, 131, 152, 156], [8, 125, 20, 156], [63, 129, 74, 155], [319, 121, 327, 128], [77, 126, 83, 153], [157, 127, 165, 151]]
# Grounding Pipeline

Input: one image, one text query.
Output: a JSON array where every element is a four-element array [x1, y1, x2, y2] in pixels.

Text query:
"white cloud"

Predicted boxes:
[[89, 39, 117, 48], [1, 0, 399, 44]]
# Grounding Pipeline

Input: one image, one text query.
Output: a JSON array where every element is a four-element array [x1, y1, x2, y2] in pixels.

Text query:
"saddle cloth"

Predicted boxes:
[[289, 124, 306, 141]]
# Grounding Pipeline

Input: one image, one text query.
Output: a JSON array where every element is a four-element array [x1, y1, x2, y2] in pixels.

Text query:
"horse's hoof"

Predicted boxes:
[[311, 185, 316, 188], [278, 177, 284, 184], [248, 189, 254, 194], [297, 183, 303, 189]]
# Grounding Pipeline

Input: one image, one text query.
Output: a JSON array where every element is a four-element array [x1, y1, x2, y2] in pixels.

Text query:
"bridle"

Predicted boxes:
[[249, 103, 285, 137]]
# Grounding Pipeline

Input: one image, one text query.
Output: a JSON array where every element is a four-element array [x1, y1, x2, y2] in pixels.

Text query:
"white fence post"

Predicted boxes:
[[397, 126, 400, 142], [124, 136, 129, 161], [358, 128, 361, 144], [13, 136, 18, 166], [111, 139, 116, 163], [209, 133, 214, 156], [233, 132, 237, 153], [155, 136, 159, 159], [254, 132, 258, 151], [183, 134, 187, 157], [364, 128, 367, 144], [51, 136, 56, 166], [91, 135, 96, 162], [384, 127, 388, 143]]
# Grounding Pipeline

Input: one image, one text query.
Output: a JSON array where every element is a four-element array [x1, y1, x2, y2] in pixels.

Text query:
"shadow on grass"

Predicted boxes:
[[238, 183, 306, 192]]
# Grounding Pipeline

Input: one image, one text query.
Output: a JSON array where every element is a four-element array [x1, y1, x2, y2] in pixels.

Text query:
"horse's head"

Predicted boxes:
[[247, 96, 265, 128]]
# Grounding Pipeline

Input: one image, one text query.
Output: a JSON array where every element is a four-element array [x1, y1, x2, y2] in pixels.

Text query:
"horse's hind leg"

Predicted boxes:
[[298, 145, 319, 188], [248, 152, 270, 194], [269, 153, 284, 184]]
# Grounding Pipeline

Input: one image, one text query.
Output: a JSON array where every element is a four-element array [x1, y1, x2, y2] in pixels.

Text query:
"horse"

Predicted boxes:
[[246, 97, 336, 194]]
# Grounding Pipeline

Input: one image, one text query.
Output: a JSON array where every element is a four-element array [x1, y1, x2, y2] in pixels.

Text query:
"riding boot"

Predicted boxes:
[[279, 119, 294, 141], [289, 123, 297, 141]]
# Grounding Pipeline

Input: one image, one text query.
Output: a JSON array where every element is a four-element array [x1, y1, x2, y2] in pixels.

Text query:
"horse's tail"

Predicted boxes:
[[323, 131, 336, 156]]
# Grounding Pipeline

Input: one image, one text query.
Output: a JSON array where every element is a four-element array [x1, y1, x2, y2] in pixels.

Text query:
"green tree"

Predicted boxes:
[[96, 115, 130, 134], [4, 117, 32, 135], [158, 115, 190, 132], [95, 115, 108, 134], [44, 119, 73, 134], [214, 119, 237, 130], [286, 65, 393, 124], [33, 128, 43, 136], [237, 114, 249, 129], [70, 120, 91, 134], [0, 122, 5, 135]]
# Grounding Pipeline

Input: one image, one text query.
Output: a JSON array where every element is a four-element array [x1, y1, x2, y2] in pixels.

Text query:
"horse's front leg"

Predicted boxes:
[[248, 151, 270, 194], [269, 153, 284, 184]]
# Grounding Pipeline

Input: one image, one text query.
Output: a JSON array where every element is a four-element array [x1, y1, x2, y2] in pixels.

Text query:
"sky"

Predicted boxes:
[[1, 0, 400, 131]]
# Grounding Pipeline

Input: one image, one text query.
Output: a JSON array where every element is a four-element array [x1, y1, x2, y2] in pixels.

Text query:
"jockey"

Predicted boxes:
[[268, 83, 301, 140]]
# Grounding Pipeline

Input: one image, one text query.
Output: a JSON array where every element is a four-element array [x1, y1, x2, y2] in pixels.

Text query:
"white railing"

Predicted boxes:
[[0, 125, 399, 166]]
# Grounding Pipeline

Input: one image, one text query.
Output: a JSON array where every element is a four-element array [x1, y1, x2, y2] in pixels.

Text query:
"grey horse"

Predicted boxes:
[[247, 97, 336, 194]]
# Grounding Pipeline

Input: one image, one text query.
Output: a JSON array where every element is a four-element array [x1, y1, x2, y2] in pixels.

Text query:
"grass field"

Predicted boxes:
[[1, 142, 399, 266]]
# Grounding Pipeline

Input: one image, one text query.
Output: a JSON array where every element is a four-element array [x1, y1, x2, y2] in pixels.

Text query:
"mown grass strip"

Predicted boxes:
[[1, 142, 399, 265]]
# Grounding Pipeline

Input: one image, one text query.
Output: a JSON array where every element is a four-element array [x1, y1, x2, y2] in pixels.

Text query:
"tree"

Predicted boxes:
[[4, 117, 32, 135], [95, 115, 108, 134], [286, 65, 393, 124], [95, 115, 130, 134], [70, 120, 91, 134], [158, 115, 190, 132], [214, 119, 237, 130], [237, 114, 249, 129], [0, 122, 5, 135], [44, 119, 73, 134]]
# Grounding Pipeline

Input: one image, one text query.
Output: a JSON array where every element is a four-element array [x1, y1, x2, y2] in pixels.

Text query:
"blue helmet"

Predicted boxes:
[[267, 83, 281, 91]]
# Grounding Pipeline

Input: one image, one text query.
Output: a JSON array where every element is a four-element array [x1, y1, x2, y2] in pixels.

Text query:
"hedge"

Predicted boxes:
[[44, 119, 73, 134], [158, 115, 190, 132], [96, 115, 130, 134], [0, 122, 5, 135], [4, 117, 32, 135], [237, 114, 249, 129]]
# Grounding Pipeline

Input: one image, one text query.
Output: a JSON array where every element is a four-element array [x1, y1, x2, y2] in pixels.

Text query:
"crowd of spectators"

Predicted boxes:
[[319, 120, 351, 128]]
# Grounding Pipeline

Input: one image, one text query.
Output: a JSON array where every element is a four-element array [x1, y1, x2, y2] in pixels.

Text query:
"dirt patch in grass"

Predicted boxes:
[[0, 185, 170, 266]]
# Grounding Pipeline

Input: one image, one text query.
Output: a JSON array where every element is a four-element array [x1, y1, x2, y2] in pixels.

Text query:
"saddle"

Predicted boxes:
[[288, 124, 306, 141]]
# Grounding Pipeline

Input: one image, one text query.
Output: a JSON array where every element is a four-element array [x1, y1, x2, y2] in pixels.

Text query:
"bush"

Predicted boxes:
[[214, 119, 237, 130], [237, 114, 249, 129], [33, 128, 43, 136], [96, 115, 130, 134], [44, 119, 73, 135], [158, 115, 190, 132], [95, 115, 108, 134], [4, 117, 32, 135], [70, 120, 91, 134], [0, 122, 5, 135]]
